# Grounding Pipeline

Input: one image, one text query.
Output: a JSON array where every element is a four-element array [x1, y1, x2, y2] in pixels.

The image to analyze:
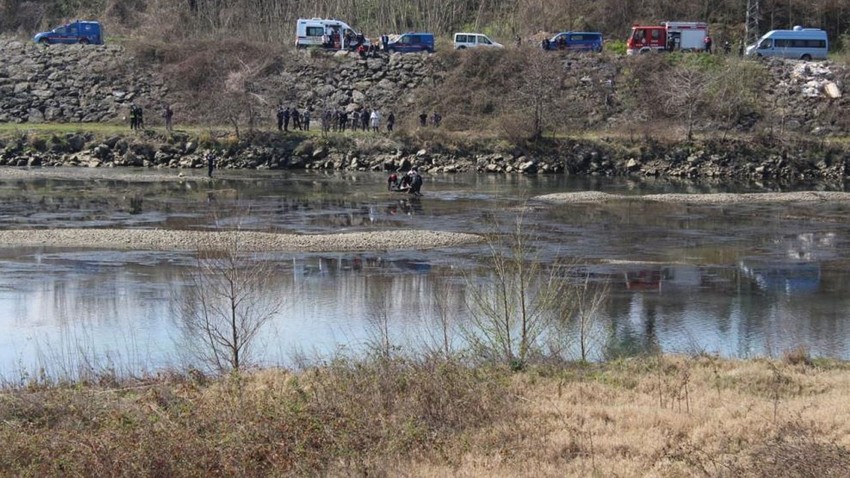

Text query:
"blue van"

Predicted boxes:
[[33, 20, 103, 45], [385, 32, 435, 53], [543, 31, 603, 52]]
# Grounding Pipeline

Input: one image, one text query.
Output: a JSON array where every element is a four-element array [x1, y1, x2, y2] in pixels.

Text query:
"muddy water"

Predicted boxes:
[[1, 169, 849, 377]]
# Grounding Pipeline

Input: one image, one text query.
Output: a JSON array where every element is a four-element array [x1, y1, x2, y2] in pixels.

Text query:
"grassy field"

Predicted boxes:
[[1, 355, 849, 477]]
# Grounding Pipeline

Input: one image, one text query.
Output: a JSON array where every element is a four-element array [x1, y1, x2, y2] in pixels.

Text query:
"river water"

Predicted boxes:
[[1, 169, 849, 377]]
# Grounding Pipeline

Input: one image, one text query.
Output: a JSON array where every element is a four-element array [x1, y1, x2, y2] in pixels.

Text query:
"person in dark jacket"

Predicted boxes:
[[206, 152, 216, 178], [387, 112, 395, 132], [162, 104, 174, 132], [276, 104, 285, 131], [291, 107, 301, 130]]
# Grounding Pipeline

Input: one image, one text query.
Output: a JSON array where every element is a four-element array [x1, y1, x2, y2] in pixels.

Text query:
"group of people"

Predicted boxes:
[[387, 168, 423, 196], [128, 103, 175, 132], [128, 103, 144, 130], [277, 105, 397, 134], [277, 105, 311, 132], [419, 111, 441, 128]]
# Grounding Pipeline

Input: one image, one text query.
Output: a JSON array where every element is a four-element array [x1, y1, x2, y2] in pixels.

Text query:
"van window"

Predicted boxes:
[[571, 34, 585, 41], [758, 38, 771, 49], [457, 34, 467, 43], [479, 36, 491, 44], [306, 26, 324, 37], [650, 30, 661, 40]]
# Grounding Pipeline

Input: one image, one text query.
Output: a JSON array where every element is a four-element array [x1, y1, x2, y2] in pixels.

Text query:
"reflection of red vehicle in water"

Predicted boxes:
[[625, 269, 663, 290], [621, 264, 702, 291]]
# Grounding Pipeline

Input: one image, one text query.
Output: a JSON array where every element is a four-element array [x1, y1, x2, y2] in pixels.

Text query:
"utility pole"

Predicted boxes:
[[745, 0, 760, 46]]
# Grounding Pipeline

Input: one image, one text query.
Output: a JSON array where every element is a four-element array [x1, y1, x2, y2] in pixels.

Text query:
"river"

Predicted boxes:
[[1, 169, 849, 378]]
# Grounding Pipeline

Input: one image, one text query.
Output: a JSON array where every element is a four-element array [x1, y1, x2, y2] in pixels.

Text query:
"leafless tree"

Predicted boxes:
[[176, 231, 283, 373], [462, 212, 569, 369], [506, 49, 566, 141], [661, 65, 711, 140]]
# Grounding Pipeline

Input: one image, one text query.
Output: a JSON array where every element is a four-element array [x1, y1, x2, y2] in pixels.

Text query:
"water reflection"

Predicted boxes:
[[2, 170, 850, 376]]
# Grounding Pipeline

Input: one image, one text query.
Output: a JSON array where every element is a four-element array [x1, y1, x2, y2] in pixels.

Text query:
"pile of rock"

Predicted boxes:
[[0, 39, 168, 124]]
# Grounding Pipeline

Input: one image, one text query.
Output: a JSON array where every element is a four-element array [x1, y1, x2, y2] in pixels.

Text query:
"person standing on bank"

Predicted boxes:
[[370, 109, 381, 132], [129, 104, 138, 130], [162, 104, 174, 132], [387, 112, 395, 132], [206, 152, 215, 178]]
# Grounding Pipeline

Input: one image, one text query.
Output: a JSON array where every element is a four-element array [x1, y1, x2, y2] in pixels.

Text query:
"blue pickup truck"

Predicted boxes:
[[34, 21, 104, 45]]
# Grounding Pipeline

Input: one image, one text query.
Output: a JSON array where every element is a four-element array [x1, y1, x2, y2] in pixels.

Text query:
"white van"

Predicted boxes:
[[453, 33, 503, 50], [295, 18, 364, 50], [745, 26, 828, 60]]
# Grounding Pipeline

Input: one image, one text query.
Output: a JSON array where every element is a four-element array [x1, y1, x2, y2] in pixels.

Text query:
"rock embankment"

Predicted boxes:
[[2, 131, 850, 183], [0, 228, 482, 252], [264, 50, 431, 114], [0, 40, 168, 123], [6, 133, 850, 183]]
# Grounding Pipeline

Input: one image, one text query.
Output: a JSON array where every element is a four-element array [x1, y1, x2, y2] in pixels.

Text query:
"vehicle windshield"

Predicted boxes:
[[758, 38, 771, 49]]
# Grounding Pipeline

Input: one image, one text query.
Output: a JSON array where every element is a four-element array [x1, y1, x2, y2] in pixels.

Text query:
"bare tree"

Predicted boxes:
[[506, 49, 566, 141], [569, 274, 610, 362], [177, 230, 283, 373], [661, 65, 711, 140], [462, 212, 569, 369]]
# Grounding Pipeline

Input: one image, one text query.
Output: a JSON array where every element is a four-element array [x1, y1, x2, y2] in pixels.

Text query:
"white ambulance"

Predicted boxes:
[[295, 18, 363, 50]]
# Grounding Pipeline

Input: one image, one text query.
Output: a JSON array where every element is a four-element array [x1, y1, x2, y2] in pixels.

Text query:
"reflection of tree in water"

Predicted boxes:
[[603, 292, 661, 359]]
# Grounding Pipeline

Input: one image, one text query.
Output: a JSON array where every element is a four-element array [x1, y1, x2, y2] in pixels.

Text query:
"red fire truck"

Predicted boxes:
[[626, 21, 708, 55]]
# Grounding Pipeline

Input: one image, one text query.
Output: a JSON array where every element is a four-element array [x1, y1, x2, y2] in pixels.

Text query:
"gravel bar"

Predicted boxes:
[[0, 229, 482, 252], [535, 191, 850, 204]]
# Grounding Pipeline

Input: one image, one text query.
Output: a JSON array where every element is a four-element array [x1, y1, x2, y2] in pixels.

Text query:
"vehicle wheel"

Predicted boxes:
[[79, 38, 89, 45], [39, 38, 50, 45], [801, 54, 812, 61], [458, 46, 466, 50]]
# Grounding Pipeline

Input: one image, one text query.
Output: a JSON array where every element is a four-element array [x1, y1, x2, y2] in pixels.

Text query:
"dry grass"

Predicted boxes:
[[1, 356, 849, 477]]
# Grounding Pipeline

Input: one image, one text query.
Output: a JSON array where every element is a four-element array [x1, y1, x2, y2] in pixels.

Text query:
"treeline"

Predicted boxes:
[[2, 0, 849, 48]]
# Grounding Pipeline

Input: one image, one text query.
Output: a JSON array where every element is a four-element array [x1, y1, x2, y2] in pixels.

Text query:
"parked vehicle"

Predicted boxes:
[[453, 33, 503, 49], [33, 20, 103, 45], [745, 26, 828, 60], [542, 32, 603, 52], [627, 21, 707, 54], [385, 32, 435, 53], [295, 18, 366, 50]]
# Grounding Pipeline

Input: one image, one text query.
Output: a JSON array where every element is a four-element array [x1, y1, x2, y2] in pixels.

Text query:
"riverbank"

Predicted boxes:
[[2, 356, 848, 476], [3, 128, 850, 183]]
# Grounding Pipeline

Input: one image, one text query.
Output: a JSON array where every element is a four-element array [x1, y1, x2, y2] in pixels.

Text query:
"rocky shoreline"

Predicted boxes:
[[2, 131, 849, 183]]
